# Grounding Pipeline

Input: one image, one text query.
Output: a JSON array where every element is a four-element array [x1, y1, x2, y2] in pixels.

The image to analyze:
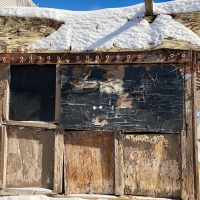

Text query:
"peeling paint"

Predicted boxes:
[[100, 80, 124, 94], [117, 93, 133, 109], [93, 118, 107, 126]]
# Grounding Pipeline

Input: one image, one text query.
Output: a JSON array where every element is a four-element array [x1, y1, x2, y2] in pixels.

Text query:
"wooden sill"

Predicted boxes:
[[7, 120, 57, 129]]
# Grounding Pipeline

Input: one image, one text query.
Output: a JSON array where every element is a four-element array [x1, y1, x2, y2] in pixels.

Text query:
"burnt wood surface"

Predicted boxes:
[[60, 64, 184, 133], [61, 64, 183, 133]]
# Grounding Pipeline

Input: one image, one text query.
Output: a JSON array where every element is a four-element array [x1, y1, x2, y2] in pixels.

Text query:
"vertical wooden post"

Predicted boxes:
[[55, 65, 61, 125], [145, 0, 154, 15], [193, 52, 200, 200], [0, 125, 7, 188], [53, 129, 64, 194], [114, 132, 124, 196], [181, 51, 199, 200], [2, 65, 10, 122]]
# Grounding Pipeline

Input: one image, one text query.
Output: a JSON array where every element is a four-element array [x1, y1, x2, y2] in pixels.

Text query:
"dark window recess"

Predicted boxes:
[[9, 65, 56, 121]]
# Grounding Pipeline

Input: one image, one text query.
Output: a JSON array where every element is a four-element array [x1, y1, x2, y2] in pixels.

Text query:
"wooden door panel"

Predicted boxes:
[[123, 134, 181, 199], [64, 131, 114, 194]]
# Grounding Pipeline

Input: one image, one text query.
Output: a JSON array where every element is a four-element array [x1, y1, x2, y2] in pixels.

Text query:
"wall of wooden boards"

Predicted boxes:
[[123, 134, 181, 198], [63, 131, 182, 198]]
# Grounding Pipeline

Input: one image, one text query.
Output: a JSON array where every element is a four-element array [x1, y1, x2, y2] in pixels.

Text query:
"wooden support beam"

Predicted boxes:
[[55, 65, 61, 125], [145, 0, 154, 15], [0, 125, 7, 188], [192, 52, 200, 200], [181, 51, 199, 200], [114, 132, 124, 196], [53, 129, 64, 194]]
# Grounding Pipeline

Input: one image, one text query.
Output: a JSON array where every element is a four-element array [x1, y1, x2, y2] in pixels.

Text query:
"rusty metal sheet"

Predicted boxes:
[[123, 134, 181, 199], [60, 64, 184, 133], [0, 49, 191, 64], [64, 131, 114, 194]]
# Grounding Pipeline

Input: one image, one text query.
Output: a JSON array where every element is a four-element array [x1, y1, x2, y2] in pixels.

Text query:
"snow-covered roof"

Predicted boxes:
[[0, 0, 36, 7], [0, 0, 200, 52]]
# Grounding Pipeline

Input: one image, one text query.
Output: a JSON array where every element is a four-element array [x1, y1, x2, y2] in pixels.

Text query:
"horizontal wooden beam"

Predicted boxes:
[[7, 120, 57, 129], [0, 50, 191, 64]]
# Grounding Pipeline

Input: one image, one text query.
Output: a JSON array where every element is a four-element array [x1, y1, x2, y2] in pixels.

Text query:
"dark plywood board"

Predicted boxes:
[[60, 64, 184, 133], [6, 126, 54, 189], [64, 131, 114, 194], [123, 134, 181, 199]]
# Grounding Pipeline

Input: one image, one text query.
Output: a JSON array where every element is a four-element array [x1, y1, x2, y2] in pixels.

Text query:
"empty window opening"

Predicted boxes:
[[9, 65, 56, 122]]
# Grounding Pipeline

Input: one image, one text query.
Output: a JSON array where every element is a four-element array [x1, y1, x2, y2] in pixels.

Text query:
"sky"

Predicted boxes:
[[33, 0, 172, 11]]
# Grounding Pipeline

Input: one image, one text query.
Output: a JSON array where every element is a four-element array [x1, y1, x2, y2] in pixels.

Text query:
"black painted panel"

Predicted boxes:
[[9, 65, 56, 121], [60, 65, 184, 133]]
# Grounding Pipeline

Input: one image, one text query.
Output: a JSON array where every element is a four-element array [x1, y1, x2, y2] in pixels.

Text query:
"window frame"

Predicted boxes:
[[5, 64, 61, 129]]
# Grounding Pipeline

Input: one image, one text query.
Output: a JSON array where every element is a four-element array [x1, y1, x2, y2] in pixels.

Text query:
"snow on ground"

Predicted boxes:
[[0, 195, 174, 200], [0, 0, 199, 51]]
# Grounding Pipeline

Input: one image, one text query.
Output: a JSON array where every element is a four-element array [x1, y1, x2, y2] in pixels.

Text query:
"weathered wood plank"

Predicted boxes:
[[0, 188, 53, 196], [0, 125, 7, 188], [123, 134, 181, 198], [193, 68, 200, 200], [7, 120, 57, 129], [145, 0, 153, 15], [53, 129, 64, 194], [0, 65, 10, 123], [114, 132, 124, 196], [181, 53, 199, 200], [64, 131, 114, 195], [55, 65, 61, 124], [6, 126, 55, 189]]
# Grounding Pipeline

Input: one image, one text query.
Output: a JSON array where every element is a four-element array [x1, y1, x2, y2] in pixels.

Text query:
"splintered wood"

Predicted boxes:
[[64, 131, 114, 194]]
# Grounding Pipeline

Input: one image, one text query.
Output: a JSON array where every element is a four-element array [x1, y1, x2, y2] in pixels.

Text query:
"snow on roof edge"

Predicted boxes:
[[0, 0, 200, 52]]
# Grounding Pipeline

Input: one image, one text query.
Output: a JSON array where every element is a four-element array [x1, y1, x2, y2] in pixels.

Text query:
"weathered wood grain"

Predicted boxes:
[[145, 0, 153, 15], [60, 64, 184, 133], [7, 120, 57, 129], [114, 132, 124, 196], [123, 134, 181, 198], [6, 125, 55, 189], [53, 129, 64, 193], [181, 54, 199, 200], [55, 65, 61, 124], [0, 125, 7, 188], [0, 65, 10, 123], [64, 131, 114, 194]]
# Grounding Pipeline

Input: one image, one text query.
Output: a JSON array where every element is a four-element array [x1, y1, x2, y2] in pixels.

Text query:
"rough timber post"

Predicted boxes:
[[145, 0, 153, 15], [181, 51, 199, 200]]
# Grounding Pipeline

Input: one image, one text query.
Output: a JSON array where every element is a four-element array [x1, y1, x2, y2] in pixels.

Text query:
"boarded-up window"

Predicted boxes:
[[9, 65, 56, 121], [60, 64, 184, 133]]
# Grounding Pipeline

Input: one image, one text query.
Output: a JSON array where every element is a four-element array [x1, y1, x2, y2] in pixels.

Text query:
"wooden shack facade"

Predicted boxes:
[[0, 1, 199, 200]]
